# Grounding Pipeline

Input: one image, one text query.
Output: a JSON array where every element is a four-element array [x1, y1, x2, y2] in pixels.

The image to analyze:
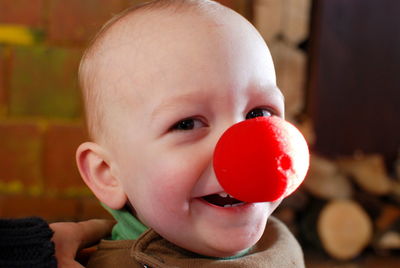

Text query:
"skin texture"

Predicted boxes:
[[77, 5, 285, 258]]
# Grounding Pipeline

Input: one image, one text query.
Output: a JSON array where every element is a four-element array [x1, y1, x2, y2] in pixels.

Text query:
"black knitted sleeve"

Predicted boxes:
[[0, 217, 57, 268]]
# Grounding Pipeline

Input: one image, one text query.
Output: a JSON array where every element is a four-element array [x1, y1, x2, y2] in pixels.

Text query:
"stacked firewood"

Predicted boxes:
[[274, 128, 400, 260], [254, 0, 399, 260], [254, 0, 311, 124]]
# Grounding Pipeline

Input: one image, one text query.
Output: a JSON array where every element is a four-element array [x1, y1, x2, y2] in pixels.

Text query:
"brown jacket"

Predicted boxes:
[[87, 217, 304, 268]]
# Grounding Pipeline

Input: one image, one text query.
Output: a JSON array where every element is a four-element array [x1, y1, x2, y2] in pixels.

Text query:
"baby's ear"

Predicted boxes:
[[76, 142, 127, 209]]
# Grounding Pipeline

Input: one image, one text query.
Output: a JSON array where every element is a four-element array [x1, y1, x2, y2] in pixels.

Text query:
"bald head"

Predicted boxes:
[[79, 0, 273, 144]]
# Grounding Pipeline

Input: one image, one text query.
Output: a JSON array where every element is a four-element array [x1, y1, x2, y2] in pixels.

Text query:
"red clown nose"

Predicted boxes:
[[213, 117, 309, 203]]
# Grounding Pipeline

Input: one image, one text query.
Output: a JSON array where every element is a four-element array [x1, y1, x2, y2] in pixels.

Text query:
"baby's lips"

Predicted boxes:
[[213, 117, 310, 203]]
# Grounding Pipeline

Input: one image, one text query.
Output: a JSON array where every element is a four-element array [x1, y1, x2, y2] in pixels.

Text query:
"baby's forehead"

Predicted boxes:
[[85, 10, 187, 80], [92, 3, 213, 54], [86, 7, 230, 86], [86, 6, 272, 99]]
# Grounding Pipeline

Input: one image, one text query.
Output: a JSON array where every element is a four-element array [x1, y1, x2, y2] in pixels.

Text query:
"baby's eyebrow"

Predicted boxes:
[[150, 92, 203, 120], [150, 85, 285, 121], [254, 85, 285, 102]]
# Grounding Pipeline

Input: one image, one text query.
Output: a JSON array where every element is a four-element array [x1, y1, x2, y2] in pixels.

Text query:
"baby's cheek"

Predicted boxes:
[[153, 156, 198, 189]]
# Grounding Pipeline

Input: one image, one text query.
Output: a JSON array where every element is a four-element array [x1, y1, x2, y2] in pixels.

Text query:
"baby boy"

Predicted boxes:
[[76, 0, 304, 267]]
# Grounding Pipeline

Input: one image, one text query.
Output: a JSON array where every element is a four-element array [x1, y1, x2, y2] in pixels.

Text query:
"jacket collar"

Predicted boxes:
[[130, 217, 305, 268]]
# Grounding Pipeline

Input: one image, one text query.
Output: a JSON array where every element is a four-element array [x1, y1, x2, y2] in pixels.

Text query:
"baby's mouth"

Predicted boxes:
[[201, 192, 246, 207]]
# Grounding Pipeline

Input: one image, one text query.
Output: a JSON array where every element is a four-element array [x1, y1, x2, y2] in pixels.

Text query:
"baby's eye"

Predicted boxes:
[[170, 118, 206, 131], [245, 108, 272, 120]]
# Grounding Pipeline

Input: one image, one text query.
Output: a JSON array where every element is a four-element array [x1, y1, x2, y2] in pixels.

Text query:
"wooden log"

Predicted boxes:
[[337, 153, 392, 196], [375, 205, 400, 233], [375, 231, 400, 251], [373, 206, 400, 253], [317, 199, 373, 260], [254, 0, 283, 42], [303, 154, 353, 200], [282, 0, 312, 44], [268, 40, 306, 120], [295, 115, 316, 146], [354, 197, 400, 254]]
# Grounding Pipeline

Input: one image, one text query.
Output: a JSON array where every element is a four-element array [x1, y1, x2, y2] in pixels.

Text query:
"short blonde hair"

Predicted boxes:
[[78, 0, 223, 142]]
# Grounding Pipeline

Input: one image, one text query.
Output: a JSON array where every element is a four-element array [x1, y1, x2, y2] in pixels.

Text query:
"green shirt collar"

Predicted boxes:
[[102, 203, 148, 240], [102, 204, 250, 259]]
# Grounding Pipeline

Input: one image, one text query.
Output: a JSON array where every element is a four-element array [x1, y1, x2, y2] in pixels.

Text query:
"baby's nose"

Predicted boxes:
[[213, 117, 309, 202]]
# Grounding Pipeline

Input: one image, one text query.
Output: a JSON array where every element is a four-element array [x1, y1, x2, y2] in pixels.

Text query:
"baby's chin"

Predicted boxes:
[[177, 221, 266, 258], [204, 209, 276, 257]]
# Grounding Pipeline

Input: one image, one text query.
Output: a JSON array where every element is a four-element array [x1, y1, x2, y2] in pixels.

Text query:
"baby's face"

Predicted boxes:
[[101, 9, 284, 257]]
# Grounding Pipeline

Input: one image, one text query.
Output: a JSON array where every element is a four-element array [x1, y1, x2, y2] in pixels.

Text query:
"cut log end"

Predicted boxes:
[[304, 154, 353, 200], [317, 199, 373, 260], [337, 154, 392, 195]]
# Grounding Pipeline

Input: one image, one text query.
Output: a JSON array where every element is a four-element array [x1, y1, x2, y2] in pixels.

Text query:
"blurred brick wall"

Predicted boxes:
[[0, 0, 255, 222]]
